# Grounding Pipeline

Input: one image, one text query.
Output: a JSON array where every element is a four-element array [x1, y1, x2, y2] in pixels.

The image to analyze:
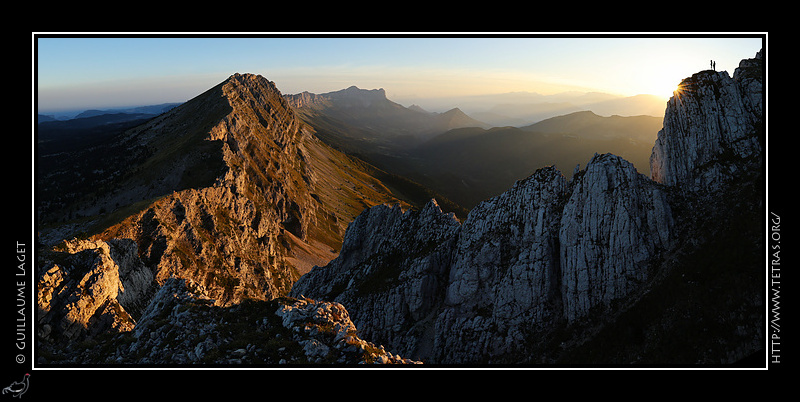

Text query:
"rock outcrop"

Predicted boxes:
[[559, 153, 673, 322], [435, 166, 568, 361], [291, 153, 675, 363], [36, 238, 156, 342], [290, 199, 461, 356], [40, 277, 420, 365]]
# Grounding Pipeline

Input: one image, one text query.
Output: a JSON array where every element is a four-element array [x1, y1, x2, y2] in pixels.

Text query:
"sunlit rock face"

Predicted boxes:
[[36, 238, 156, 342], [96, 73, 395, 307], [41, 72, 405, 309], [650, 50, 763, 192]]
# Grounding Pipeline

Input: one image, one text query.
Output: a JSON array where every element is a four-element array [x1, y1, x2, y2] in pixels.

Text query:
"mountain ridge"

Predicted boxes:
[[36, 73, 416, 348], [521, 110, 663, 145]]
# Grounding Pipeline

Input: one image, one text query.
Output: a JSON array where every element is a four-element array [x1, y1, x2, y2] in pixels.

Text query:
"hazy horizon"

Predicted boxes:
[[35, 35, 764, 116], [35, 86, 666, 119]]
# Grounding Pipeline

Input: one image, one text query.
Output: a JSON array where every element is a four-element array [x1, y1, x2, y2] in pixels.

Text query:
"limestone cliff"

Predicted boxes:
[[650, 49, 763, 191], [290, 199, 461, 356], [291, 153, 675, 363], [290, 49, 764, 364], [436, 166, 568, 361], [559, 153, 673, 322]]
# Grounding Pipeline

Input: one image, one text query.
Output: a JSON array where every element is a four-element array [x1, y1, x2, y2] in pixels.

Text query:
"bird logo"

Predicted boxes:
[[2, 373, 29, 398]]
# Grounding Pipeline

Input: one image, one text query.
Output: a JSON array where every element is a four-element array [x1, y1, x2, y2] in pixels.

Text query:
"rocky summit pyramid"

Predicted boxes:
[[36, 73, 410, 346]]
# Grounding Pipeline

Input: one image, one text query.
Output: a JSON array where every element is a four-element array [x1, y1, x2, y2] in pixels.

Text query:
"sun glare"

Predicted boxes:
[[672, 81, 687, 97], [637, 60, 697, 100], [645, 74, 685, 100]]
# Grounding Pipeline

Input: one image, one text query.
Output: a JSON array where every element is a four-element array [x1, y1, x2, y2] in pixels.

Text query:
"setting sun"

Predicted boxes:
[[635, 65, 689, 100], [643, 79, 681, 100]]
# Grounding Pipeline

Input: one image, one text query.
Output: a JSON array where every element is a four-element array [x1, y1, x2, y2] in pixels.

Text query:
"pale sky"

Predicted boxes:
[[34, 34, 765, 114]]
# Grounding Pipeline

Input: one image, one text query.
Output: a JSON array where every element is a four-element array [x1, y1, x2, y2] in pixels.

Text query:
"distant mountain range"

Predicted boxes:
[[284, 86, 665, 209], [403, 91, 667, 127], [404, 111, 663, 208], [37, 103, 182, 122], [284, 86, 490, 154], [480, 93, 667, 126]]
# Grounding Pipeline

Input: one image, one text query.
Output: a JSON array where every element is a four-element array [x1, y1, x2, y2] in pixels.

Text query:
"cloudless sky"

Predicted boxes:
[[34, 34, 765, 114]]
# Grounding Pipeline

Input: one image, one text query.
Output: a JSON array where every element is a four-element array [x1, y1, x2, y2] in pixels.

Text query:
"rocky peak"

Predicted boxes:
[[445, 165, 568, 313], [215, 73, 302, 147], [92, 73, 403, 304], [291, 199, 460, 305], [91, 72, 319, 306]]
